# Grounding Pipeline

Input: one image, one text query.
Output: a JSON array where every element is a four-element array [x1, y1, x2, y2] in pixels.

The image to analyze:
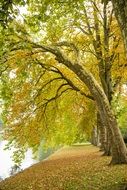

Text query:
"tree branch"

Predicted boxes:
[[54, 41, 79, 59]]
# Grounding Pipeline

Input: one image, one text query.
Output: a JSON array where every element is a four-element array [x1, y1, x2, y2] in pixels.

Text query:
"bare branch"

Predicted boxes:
[[34, 86, 72, 114], [34, 58, 94, 101], [34, 77, 64, 100], [78, 26, 91, 36], [35, 70, 47, 86], [83, 7, 95, 40], [91, 0, 104, 21], [108, 9, 114, 32], [50, 67, 94, 100]]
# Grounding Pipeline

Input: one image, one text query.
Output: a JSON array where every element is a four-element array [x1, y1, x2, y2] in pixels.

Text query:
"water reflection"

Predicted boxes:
[[0, 141, 37, 179]]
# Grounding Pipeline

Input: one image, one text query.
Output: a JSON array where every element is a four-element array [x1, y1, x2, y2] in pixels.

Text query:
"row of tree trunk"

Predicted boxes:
[[90, 0, 127, 164], [101, 0, 127, 164], [30, 0, 127, 164], [91, 113, 111, 156]]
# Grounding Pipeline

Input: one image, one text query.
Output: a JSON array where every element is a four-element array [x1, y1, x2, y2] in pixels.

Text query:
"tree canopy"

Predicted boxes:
[[1, 0, 127, 164]]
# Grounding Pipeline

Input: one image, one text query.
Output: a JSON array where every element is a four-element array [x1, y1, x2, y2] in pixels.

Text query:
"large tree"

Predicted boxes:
[[1, 0, 127, 164]]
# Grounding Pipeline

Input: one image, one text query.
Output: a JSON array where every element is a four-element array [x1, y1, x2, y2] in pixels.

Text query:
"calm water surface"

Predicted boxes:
[[0, 141, 37, 179]]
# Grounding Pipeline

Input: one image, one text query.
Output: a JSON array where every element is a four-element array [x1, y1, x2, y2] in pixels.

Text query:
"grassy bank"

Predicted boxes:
[[0, 145, 127, 190]]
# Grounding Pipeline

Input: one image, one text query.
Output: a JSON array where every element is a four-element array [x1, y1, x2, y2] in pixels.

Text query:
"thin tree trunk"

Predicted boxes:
[[97, 112, 111, 155], [111, 0, 127, 56], [93, 2, 113, 156], [91, 126, 100, 146], [104, 130, 111, 156], [97, 112, 107, 151]]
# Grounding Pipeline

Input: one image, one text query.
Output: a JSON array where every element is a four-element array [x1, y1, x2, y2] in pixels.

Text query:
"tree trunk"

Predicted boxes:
[[71, 63, 127, 164], [103, 129, 111, 156], [97, 112, 105, 150], [93, 2, 113, 156], [108, 0, 127, 163], [111, 0, 127, 56], [91, 126, 100, 146], [40, 39, 127, 164], [97, 112, 111, 155], [97, 112, 107, 152], [99, 107, 127, 164]]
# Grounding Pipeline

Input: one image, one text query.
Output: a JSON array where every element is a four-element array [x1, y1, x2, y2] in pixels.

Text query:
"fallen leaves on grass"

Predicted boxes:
[[0, 145, 127, 190]]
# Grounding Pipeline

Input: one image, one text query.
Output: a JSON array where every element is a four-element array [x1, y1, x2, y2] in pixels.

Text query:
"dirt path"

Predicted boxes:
[[0, 145, 127, 190]]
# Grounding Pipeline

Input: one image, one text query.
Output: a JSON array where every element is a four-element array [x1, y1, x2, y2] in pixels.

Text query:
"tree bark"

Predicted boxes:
[[111, 0, 127, 56], [97, 112, 111, 156], [104, 130, 111, 156], [91, 126, 100, 146], [108, 0, 127, 163]]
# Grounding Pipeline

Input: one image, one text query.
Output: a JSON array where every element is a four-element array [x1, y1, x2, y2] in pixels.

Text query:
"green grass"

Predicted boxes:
[[0, 145, 127, 190]]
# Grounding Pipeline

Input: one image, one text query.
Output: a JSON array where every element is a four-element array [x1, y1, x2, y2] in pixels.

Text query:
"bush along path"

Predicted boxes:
[[0, 145, 127, 190]]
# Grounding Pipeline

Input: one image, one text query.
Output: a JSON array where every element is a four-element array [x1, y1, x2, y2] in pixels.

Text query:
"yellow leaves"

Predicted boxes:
[[13, 50, 29, 59], [10, 102, 26, 118], [74, 33, 87, 44], [7, 50, 29, 68], [23, 82, 31, 90], [13, 82, 31, 102], [15, 92, 25, 101], [48, 57, 57, 66]]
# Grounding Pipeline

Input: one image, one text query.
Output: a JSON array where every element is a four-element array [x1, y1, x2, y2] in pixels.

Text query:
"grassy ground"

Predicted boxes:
[[0, 145, 127, 190]]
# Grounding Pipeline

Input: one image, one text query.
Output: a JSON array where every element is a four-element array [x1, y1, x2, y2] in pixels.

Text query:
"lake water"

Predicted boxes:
[[0, 141, 37, 179]]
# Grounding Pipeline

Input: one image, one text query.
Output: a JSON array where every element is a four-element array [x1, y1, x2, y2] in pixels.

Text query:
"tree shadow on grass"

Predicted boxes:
[[111, 182, 127, 190]]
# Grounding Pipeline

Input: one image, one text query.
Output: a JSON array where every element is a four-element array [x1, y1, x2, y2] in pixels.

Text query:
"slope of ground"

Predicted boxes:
[[0, 145, 127, 190]]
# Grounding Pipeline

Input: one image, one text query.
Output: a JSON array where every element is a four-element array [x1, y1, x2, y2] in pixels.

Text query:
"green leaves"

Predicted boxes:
[[0, 0, 27, 27], [112, 93, 127, 136], [12, 149, 26, 166]]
